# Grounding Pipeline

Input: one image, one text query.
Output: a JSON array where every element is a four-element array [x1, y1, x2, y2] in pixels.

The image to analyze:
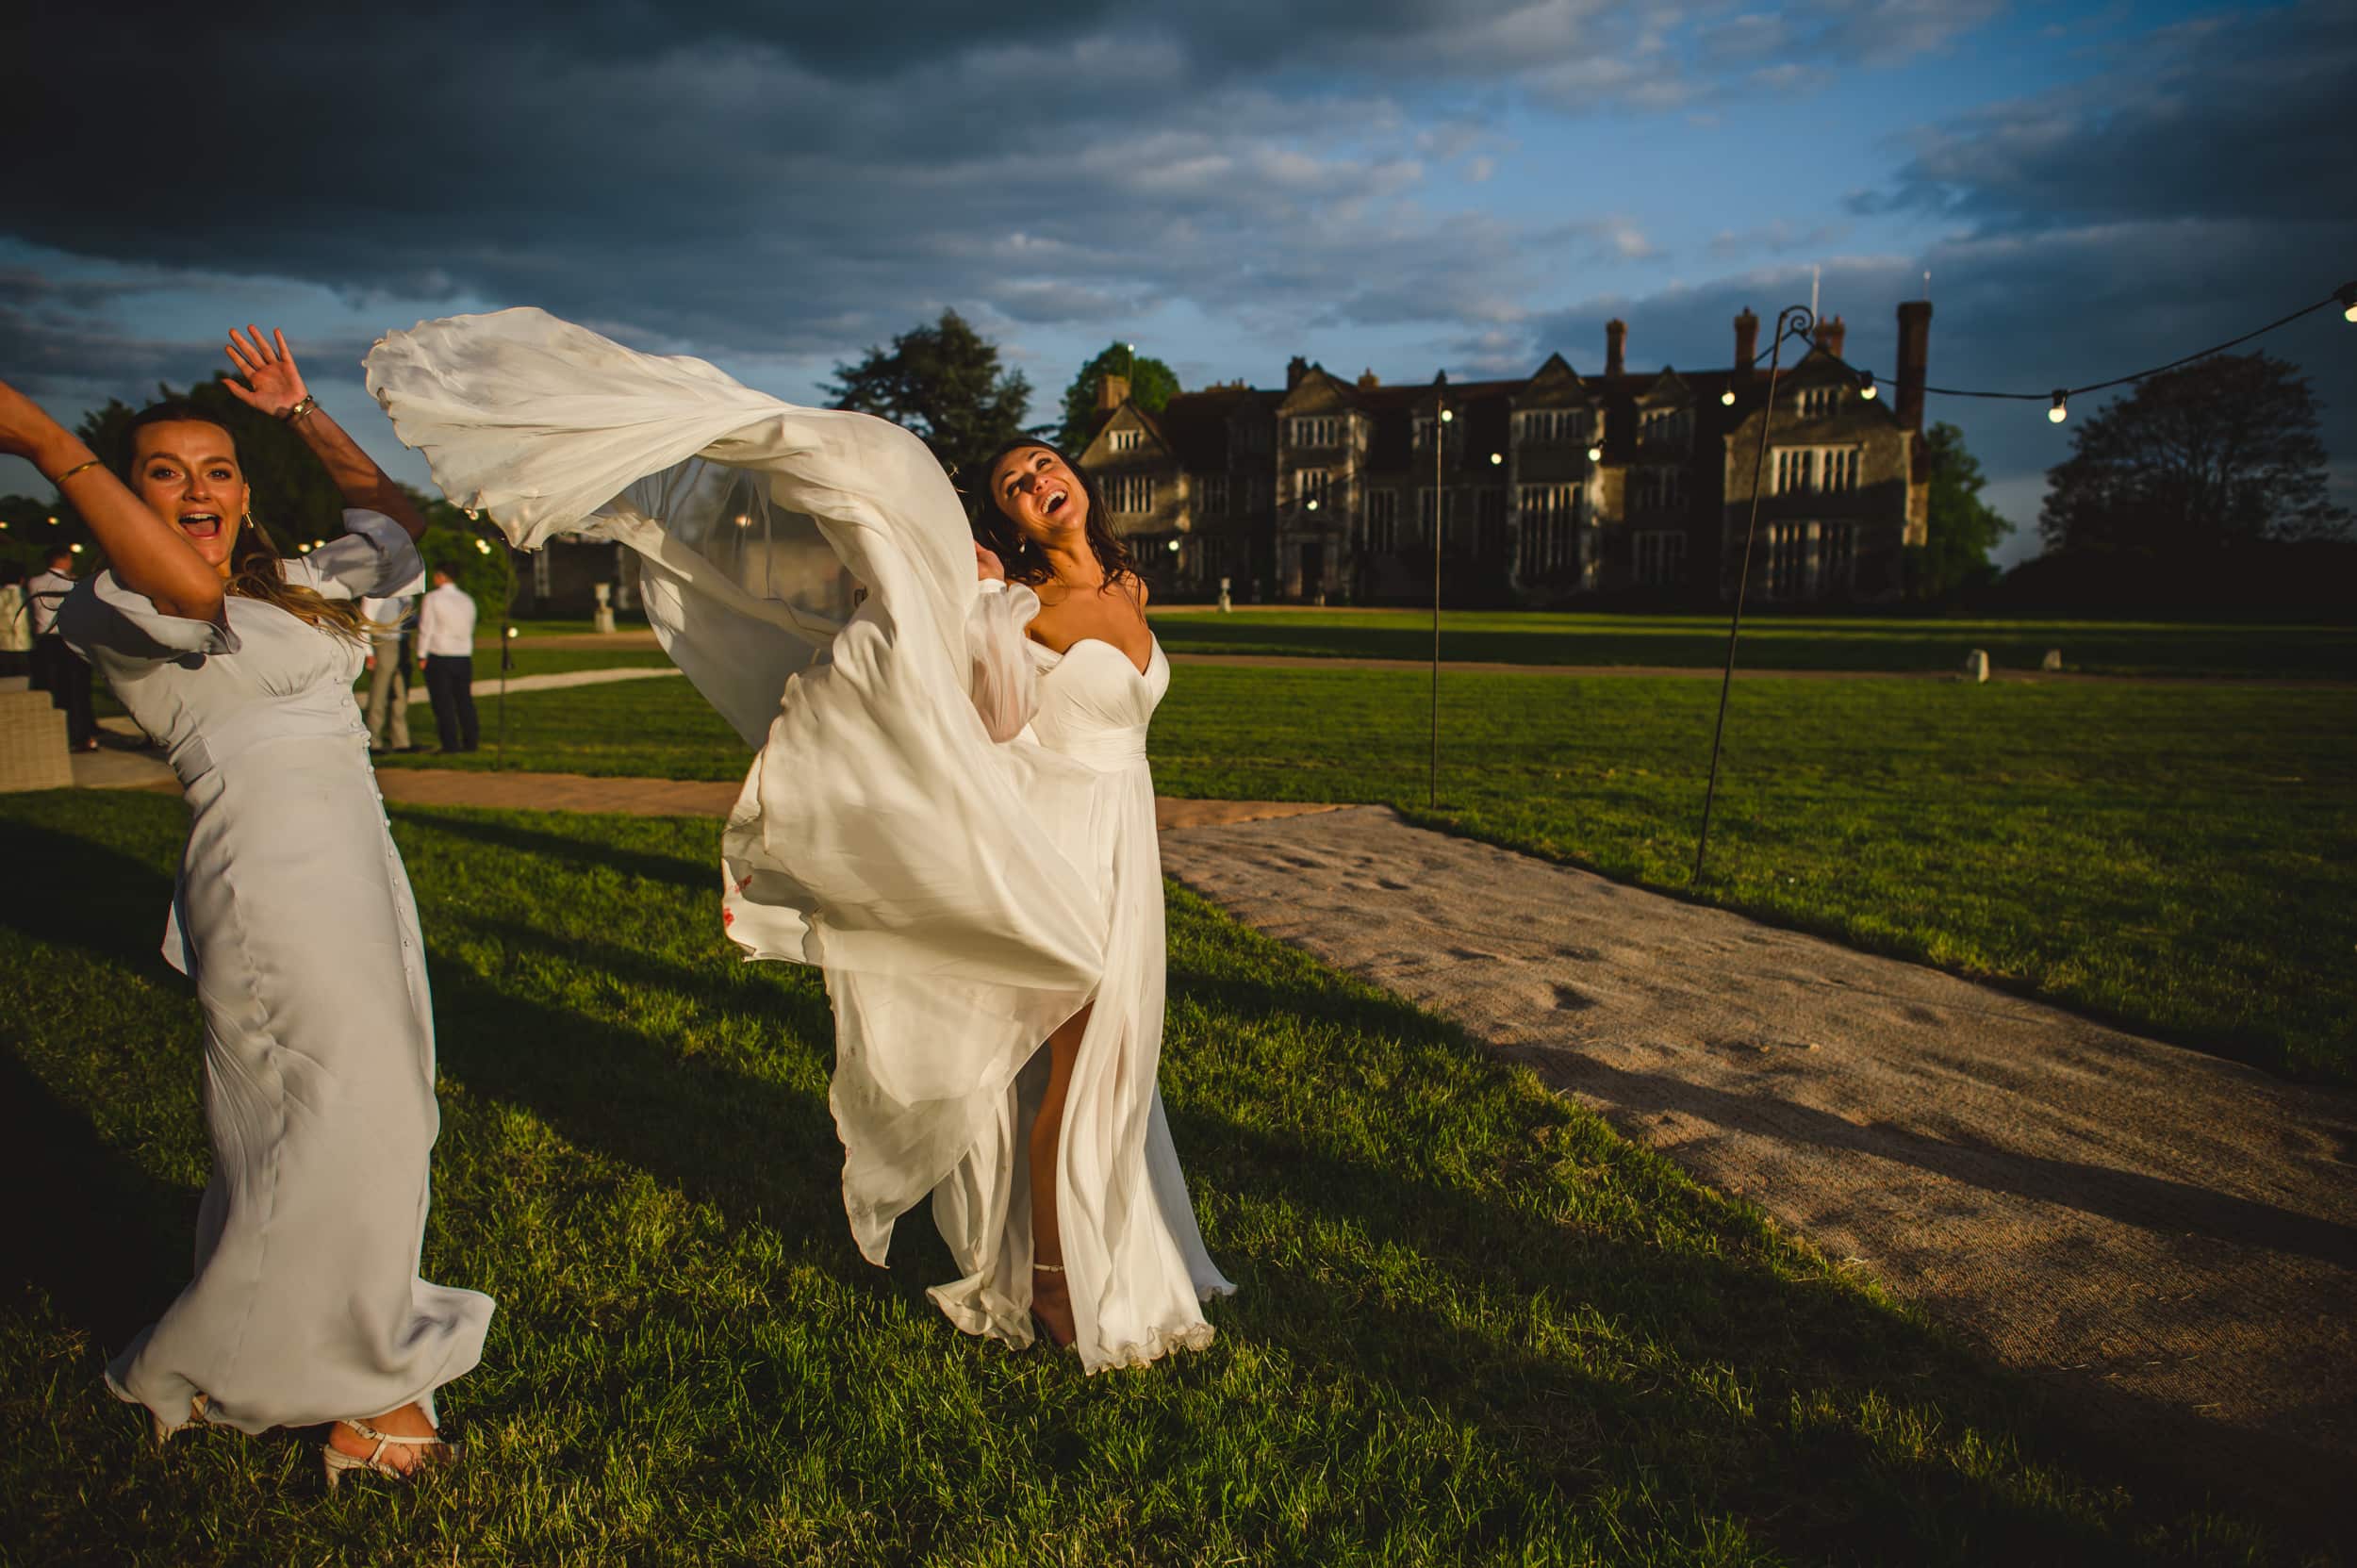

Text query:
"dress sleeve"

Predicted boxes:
[[966, 580, 1041, 743], [283, 509, 426, 602], [57, 571, 239, 664]]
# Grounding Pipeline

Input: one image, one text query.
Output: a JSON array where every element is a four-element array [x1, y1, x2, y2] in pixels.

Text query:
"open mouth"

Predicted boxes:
[[1044, 489, 1069, 516], [179, 512, 223, 540]]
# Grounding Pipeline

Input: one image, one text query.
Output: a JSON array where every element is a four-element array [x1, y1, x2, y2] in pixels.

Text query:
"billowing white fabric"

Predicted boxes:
[[364, 308, 1231, 1368], [60, 510, 492, 1434]]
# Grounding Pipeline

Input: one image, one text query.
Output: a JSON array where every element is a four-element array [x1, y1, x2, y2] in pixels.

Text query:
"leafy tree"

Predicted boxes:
[[826, 309, 1030, 493], [1055, 342, 1179, 453], [1907, 421, 2013, 600], [2038, 353, 2349, 553]]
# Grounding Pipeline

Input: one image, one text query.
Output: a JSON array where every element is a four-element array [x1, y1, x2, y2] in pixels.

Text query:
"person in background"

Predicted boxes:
[[416, 567, 478, 753], [357, 577, 419, 752], [0, 562, 30, 679], [25, 545, 96, 750]]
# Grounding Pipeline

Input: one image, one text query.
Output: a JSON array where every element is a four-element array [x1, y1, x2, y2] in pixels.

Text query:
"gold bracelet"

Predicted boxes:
[[284, 395, 320, 423], [50, 457, 104, 485]]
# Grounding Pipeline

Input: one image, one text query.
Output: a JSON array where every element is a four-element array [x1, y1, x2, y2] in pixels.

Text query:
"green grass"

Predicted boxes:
[[0, 792, 2312, 1562], [370, 670, 2357, 1083], [1146, 608, 2357, 679]]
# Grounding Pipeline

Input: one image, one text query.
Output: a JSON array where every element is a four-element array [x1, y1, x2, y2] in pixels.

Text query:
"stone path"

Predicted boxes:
[[1156, 805, 2357, 1505]]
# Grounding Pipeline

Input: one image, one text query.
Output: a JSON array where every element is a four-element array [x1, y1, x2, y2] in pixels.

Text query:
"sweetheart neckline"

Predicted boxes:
[[1031, 634, 1160, 680]]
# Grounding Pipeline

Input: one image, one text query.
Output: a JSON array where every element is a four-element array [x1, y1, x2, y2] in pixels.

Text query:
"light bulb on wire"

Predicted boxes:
[[1720, 388, 1736, 406], [2048, 390, 2069, 424], [1587, 444, 1604, 462], [1859, 371, 1877, 402]]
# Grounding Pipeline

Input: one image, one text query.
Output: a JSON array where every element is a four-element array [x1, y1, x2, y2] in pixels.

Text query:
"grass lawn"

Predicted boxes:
[[371, 669, 2357, 1084], [0, 792, 2308, 1562], [1146, 608, 2357, 680]]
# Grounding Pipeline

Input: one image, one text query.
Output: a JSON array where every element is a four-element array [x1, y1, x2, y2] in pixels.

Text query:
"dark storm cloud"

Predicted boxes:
[[2, 0, 2013, 369]]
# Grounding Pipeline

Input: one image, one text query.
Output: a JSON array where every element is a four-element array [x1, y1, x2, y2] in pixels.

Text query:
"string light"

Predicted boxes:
[[1438, 408, 1454, 424], [505, 625, 519, 639], [1858, 371, 1877, 402], [1720, 388, 1736, 406], [70, 542, 84, 554], [1489, 452, 1503, 466], [297, 541, 313, 553], [1586, 443, 1603, 462], [474, 537, 492, 554], [1809, 278, 2352, 423]]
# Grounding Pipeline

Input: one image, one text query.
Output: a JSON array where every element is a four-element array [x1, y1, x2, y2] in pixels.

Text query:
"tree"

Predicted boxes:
[[1908, 421, 2013, 600], [2038, 353, 2349, 553], [826, 309, 1030, 493], [1055, 342, 1179, 453]]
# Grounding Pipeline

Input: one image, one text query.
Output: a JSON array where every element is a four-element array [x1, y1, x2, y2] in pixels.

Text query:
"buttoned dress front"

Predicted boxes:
[[59, 511, 493, 1436]]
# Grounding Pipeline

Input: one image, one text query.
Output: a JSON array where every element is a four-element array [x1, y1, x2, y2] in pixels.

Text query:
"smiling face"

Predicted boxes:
[[132, 420, 248, 575], [989, 444, 1089, 546]]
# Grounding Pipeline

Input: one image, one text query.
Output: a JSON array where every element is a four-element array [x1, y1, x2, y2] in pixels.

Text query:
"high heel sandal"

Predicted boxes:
[[321, 1419, 460, 1491], [1030, 1261, 1078, 1350]]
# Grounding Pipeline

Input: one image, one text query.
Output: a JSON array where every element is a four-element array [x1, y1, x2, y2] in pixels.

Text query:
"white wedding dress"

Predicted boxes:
[[364, 308, 1231, 1369]]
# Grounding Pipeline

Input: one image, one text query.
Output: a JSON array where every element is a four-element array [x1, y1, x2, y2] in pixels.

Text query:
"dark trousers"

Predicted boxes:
[[423, 654, 479, 752], [31, 635, 94, 747]]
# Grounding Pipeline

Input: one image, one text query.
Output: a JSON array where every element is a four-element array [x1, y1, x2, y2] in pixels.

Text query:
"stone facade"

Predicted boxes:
[[1075, 302, 1933, 605]]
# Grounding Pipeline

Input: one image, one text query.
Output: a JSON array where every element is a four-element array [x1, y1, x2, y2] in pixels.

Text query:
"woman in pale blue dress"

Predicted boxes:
[[0, 329, 491, 1488]]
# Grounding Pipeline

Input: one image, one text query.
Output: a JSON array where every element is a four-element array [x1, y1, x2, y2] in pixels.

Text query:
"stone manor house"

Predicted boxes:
[[1078, 301, 1935, 606]]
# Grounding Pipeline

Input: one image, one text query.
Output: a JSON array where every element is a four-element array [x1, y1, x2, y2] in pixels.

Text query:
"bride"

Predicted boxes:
[[364, 310, 1232, 1368]]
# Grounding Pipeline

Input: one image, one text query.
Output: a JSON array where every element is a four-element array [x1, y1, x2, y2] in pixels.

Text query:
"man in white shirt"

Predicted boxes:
[[25, 546, 95, 751], [415, 568, 481, 753], [357, 573, 422, 753]]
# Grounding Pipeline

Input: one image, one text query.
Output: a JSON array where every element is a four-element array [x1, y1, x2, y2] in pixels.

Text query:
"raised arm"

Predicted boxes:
[[0, 379, 227, 620], [223, 326, 430, 542]]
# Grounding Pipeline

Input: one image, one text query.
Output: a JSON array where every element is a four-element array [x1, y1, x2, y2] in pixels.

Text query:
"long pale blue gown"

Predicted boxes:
[[59, 510, 492, 1436]]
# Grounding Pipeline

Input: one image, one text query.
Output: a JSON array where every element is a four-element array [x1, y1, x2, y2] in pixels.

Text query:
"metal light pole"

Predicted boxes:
[[1431, 400, 1452, 809], [1693, 303, 1814, 883]]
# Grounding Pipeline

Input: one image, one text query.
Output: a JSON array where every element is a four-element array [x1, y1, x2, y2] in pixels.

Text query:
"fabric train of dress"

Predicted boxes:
[[363, 308, 1232, 1369]]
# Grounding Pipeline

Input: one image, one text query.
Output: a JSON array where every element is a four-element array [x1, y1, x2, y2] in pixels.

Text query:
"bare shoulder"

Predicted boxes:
[[1119, 570, 1149, 609]]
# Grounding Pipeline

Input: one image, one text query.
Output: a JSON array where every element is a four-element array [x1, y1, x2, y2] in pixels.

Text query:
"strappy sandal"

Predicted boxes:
[[321, 1419, 460, 1490]]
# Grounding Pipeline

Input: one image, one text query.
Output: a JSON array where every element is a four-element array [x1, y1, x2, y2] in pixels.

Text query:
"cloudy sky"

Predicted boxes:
[[6, 0, 2351, 562]]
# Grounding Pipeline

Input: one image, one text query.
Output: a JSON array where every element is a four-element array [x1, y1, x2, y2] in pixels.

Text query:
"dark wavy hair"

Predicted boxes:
[[119, 401, 371, 642], [967, 437, 1135, 591]]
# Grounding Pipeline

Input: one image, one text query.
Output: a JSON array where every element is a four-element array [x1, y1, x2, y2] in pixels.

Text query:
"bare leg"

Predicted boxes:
[[1028, 1002, 1092, 1347]]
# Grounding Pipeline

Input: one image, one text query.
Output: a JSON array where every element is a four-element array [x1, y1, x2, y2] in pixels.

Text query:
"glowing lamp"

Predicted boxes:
[[1586, 444, 1604, 462], [1859, 371, 1877, 401], [1489, 452, 1503, 466], [1438, 408, 1454, 423], [2338, 281, 2357, 322], [1720, 388, 1736, 406], [70, 542, 85, 554], [2048, 390, 2069, 424]]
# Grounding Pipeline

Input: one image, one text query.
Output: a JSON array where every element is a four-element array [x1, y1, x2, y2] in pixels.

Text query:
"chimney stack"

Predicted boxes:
[[1096, 372, 1130, 412], [1733, 307, 1759, 382], [1895, 301, 1932, 432], [1286, 355, 1310, 391], [1605, 319, 1627, 379], [1817, 315, 1846, 360]]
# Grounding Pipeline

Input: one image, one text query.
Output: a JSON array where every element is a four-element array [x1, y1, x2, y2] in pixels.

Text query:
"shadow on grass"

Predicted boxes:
[[0, 1049, 191, 1350], [395, 806, 718, 894], [1163, 934, 2346, 1550]]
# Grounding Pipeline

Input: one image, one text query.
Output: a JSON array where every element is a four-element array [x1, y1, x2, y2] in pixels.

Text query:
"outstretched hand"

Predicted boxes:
[[222, 325, 310, 418], [975, 541, 1006, 583]]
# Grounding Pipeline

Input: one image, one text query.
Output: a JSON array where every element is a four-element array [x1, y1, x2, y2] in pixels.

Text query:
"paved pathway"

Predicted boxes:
[[1156, 805, 2357, 1506]]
